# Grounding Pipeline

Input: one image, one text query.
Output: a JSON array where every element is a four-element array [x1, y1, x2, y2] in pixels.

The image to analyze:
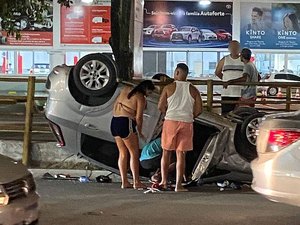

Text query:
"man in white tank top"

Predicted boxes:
[[158, 63, 202, 192], [215, 40, 244, 115]]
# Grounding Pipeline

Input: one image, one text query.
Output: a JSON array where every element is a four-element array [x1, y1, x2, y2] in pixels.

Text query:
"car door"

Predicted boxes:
[[78, 93, 161, 147], [192, 28, 199, 40], [76, 93, 162, 173]]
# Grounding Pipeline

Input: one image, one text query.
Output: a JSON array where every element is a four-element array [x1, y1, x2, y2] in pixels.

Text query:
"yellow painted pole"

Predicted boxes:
[[286, 87, 291, 111], [206, 80, 213, 112], [22, 76, 35, 166]]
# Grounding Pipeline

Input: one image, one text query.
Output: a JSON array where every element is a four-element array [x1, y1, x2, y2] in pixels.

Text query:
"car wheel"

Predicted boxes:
[[30, 219, 39, 225], [235, 112, 265, 162], [231, 107, 259, 121], [197, 36, 201, 42], [73, 53, 118, 97], [267, 87, 278, 96]]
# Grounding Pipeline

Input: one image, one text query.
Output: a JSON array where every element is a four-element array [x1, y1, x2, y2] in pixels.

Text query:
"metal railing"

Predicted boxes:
[[146, 79, 300, 113], [0, 76, 48, 166]]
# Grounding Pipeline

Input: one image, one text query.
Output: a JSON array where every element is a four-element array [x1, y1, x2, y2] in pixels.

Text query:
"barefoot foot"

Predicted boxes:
[[121, 183, 133, 189], [133, 182, 147, 190], [175, 187, 188, 192]]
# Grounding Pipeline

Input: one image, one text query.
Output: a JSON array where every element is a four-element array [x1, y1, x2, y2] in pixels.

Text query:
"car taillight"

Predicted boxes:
[[266, 129, 300, 152], [48, 120, 65, 147]]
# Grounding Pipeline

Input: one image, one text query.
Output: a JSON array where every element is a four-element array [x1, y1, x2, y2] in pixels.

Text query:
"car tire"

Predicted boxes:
[[267, 87, 278, 96], [235, 112, 265, 162], [232, 107, 259, 120], [72, 53, 118, 97], [197, 36, 201, 43], [30, 219, 39, 225]]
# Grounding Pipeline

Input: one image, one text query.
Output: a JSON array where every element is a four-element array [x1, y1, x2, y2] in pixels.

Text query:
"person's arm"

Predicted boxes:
[[215, 57, 225, 79], [191, 85, 203, 118], [135, 95, 146, 136], [158, 86, 168, 114], [223, 73, 248, 88]]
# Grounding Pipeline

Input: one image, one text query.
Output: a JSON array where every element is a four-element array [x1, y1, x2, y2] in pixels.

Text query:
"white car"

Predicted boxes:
[[251, 111, 300, 207], [92, 37, 102, 43], [259, 73, 300, 96], [29, 63, 50, 75], [199, 29, 218, 41], [171, 26, 202, 43], [66, 12, 83, 20], [0, 154, 39, 224], [143, 25, 159, 37]]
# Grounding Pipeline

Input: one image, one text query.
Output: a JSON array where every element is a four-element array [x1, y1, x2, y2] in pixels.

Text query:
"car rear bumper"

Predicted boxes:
[[251, 156, 300, 207], [0, 192, 39, 225]]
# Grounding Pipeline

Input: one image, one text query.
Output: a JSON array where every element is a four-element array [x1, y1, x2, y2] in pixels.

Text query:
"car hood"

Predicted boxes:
[[0, 155, 30, 184], [172, 31, 190, 35], [193, 111, 251, 178]]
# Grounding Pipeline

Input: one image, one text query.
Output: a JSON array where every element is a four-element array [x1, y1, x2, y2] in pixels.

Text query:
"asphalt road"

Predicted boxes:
[[36, 178, 300, 225]]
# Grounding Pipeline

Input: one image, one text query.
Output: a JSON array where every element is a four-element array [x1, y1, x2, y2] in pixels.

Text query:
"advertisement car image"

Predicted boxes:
[[143, 25, 159, 37], [214, 29, 232, 40], [92, 37, 102, 43], [171, 26, 202, 44], [199, 29, 218, 41], [152, 24, 177, 41]]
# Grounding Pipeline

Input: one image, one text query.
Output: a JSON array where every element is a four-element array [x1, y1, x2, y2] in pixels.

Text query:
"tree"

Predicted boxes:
[[0, 0, 133, 80], [0, 0, 51, 39]]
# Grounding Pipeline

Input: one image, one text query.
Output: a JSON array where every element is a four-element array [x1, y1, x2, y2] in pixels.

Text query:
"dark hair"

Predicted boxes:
[[127, 80, 155, 99], [176, 63, 189, 75], [283, 13, 300, 32], [152, 73, 170, 81], [241, 48, 252, 60], [252, 7, 263, 17]]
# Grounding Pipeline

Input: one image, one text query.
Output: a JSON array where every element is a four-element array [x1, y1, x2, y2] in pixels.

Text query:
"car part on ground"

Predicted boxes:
[[251, 110, 300, 207]]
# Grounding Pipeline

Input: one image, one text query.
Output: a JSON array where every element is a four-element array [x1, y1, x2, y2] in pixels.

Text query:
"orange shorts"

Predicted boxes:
[[161, 120, 193, 151]]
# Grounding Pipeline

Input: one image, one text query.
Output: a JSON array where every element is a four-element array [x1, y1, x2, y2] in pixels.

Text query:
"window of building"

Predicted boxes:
[[0, 51, 15, 74], [166, 52, 187, 76], [287, 54, 300, 75]]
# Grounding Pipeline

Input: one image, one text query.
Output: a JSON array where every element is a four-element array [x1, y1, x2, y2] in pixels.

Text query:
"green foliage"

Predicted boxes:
[[57, 0, 72, 8], [0, 0, 68, 39]]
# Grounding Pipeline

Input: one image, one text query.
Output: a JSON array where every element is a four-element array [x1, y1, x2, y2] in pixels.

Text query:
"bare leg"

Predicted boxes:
[[123, 133, 146, 189], [159, 150, 171, 189], [175, 151, 188, 192], [115, 137, 132, 188]]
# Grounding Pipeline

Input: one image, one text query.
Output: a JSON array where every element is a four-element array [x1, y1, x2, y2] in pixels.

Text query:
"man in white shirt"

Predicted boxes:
[[158, 63, 202, 192], [215, 40, 244, 115]]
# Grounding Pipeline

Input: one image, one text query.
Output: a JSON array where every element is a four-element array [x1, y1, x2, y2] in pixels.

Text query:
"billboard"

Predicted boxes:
[[60, 2, 111, 45], [0, 2, 53, 46], [143, 1, 233, 48], [240, 3, 300, 49]]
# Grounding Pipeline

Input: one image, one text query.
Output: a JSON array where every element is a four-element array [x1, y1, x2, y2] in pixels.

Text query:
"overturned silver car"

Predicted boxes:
[[45, 53, 263, 184]]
